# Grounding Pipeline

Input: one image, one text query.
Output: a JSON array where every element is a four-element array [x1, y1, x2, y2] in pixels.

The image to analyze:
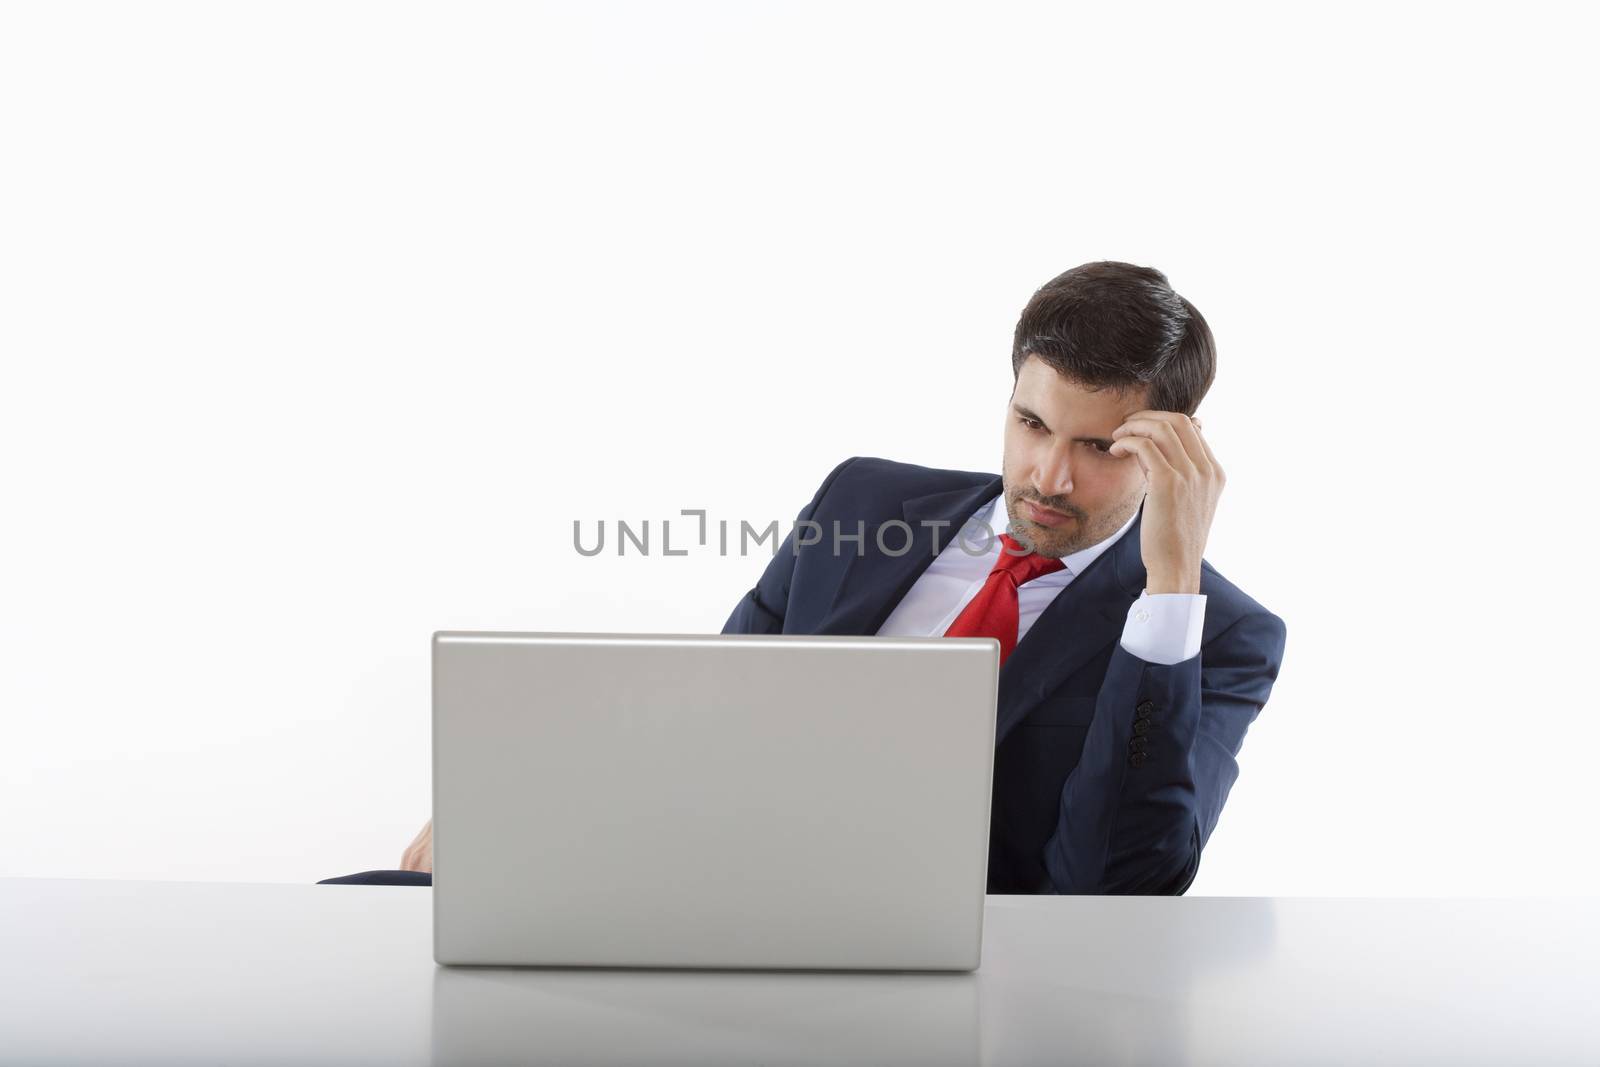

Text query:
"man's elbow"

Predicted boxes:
[[722, 587, 783, 635], [1092, 822, 1203, 896]]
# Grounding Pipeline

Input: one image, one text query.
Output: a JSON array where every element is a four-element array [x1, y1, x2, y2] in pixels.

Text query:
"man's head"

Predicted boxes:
[[1001, 261, 1216, 558]]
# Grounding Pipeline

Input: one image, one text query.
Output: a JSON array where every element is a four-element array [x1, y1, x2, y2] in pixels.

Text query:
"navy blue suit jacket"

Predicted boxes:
[[721, 456, 1288, 895]]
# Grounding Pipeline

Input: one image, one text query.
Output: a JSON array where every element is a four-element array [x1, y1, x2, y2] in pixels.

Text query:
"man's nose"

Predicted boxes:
[[1032, 453, 1074, 498]]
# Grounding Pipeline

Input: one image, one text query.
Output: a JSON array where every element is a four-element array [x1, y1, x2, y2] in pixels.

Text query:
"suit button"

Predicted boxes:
[[1136, 700, 1155, 714], [1128, 736, 1148, 753], [1132, 719, 1151, 735], [1129, 752, 1148, 767]]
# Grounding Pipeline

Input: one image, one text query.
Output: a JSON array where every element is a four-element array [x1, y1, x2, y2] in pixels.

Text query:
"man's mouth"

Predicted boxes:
[[1021, 500, 1073, 528]]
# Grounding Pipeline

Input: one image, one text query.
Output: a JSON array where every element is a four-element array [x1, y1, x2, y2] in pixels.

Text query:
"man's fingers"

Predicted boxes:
[[1112, 417, 1197, 473], [1117, 410, 1214, 473], [399, 819, 433, 871], [1107, 432, 1173, 480], [1189, 417, 1221, 471]]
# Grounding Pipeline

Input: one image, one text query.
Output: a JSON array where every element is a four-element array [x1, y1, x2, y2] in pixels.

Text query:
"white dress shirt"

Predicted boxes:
[[874, 494, 1206, 665]]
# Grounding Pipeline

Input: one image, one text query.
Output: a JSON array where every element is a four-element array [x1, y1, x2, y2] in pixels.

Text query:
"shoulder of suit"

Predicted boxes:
[[826, 455, 998, 494], [804, 455, 998, 530]]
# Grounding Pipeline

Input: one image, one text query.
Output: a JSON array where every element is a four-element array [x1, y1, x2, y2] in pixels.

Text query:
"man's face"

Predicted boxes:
[[1001, 354, 1150, 559]]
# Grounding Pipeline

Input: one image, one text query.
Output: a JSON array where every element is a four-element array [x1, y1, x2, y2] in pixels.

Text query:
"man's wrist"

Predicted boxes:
[[1145, 572, 1201, 595]]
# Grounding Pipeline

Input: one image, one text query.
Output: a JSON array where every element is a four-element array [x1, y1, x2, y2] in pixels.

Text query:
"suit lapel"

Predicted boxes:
[[813, 476, 1003, 637]]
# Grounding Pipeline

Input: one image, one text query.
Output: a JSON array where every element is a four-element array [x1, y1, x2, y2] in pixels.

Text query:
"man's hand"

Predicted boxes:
[[399, 818, 433, 873], [1108, 411, 1224, 595]]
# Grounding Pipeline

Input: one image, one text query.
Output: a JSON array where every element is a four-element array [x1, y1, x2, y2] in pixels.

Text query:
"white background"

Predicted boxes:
[[3, 2, 1595, 895]]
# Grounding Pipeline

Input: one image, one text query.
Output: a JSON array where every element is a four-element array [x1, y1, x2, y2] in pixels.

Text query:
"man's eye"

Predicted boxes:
[[1018, 417, 1043, 432], [1087, 441, 1111, 454]]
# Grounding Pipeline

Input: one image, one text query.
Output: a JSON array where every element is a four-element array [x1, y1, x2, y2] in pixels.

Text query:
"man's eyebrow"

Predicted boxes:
[[1012, 403, 1048, 428], [1012, 403, 1116, 448]]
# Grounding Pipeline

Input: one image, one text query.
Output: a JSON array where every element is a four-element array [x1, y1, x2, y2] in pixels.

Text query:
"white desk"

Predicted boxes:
[[2, 878, 1597, 1065]]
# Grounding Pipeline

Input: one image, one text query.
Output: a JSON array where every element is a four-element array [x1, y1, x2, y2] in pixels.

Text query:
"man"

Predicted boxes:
[[322, 260, 1286, 893], [717, 260, 1286, 895]]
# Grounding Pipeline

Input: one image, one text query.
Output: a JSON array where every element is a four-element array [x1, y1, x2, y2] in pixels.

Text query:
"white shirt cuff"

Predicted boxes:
[[1119, 590, 1207, 665]]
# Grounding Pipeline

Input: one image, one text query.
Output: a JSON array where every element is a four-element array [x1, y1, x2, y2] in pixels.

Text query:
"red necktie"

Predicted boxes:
[[942, 533, 1067, 666]]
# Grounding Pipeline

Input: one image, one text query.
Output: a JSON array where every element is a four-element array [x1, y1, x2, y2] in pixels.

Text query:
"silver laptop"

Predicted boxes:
[[431, 631, 999, 971]]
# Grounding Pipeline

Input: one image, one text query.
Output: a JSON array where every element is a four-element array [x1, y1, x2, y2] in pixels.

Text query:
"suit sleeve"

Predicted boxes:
[[1039, 608, 1288, 895], [720, 456, 857, 635]]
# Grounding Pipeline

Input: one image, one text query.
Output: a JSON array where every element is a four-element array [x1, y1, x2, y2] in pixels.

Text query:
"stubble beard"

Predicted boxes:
[[1001, 488, 1140, 560]]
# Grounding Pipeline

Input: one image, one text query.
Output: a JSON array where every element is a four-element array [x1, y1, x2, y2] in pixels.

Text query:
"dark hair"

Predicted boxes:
[[1010, 261, 1216, 416]]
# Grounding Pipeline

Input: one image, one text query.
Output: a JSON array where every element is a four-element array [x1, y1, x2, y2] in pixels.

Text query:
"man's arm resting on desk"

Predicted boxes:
[[1041, 602, 1288, 895]]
